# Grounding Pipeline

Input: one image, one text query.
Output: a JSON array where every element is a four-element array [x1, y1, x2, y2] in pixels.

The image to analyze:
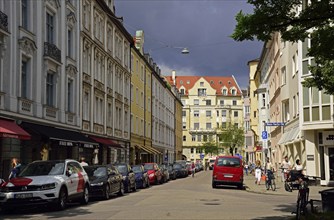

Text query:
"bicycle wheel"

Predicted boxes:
[[296, 197, 302, 220], [265, 180, 270, 190]]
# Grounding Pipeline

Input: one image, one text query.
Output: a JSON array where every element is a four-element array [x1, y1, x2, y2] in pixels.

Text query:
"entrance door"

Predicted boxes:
[[329, 148, 334, 181]]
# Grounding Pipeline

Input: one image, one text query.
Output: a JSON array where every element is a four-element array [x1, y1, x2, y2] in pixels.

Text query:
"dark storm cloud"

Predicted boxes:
[[115, 0, 262, 88]]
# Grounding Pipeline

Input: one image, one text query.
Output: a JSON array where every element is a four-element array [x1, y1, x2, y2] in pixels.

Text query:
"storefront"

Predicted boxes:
[[0, 118, 31, 179], [318, 131, 334, 186], [20, 122, 99, 164], [89, 136, 124, 165]]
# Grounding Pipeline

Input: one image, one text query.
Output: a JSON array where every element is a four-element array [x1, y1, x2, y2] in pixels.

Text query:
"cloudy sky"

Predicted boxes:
[[114, 0, 263, 89]]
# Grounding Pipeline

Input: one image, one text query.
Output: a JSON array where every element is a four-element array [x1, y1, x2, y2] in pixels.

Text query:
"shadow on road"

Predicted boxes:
[[251, 203, 296, 220]]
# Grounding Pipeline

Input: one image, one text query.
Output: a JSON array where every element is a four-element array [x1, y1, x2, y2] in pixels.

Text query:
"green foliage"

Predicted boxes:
[[232, 0, 334, 94], [218, 124, 244, 156], [201, 140, 218, 156]]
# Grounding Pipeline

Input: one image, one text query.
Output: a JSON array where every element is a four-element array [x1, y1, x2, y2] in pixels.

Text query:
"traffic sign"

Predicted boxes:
[[200, 153, 204, 159], [262, 131, 268, 140]]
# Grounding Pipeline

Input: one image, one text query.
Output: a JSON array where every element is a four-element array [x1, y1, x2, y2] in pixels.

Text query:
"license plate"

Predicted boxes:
[[15, 193, 33, 199], [224, 174, 233, 178]]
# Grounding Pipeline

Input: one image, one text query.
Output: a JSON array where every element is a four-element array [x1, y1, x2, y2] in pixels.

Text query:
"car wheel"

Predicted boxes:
[[104, 184, 110, 200], [146, 178, 150, 188], [118, 182, 124, 196], [212, 181, 217, 189], [237, 183, 243, 190], [80, 185, 89, 205], [57, 187, 68, 210]]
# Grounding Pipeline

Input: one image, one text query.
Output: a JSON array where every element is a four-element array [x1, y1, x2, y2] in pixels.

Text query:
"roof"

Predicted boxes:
[[164, 75, 242, 96]]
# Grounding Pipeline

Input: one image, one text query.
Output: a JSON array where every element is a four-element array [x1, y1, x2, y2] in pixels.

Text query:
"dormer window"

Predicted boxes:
[[180, 88, 185, 95], [222, 89, 227, 95], [219, 81, 222, 84], [180, 80, 183, 85], [200, 81, 204, 87], [228, 81, 231, 85], [210, 80, 214, 84], [186, 80, 190, 84], [231, 89, 236, 95]]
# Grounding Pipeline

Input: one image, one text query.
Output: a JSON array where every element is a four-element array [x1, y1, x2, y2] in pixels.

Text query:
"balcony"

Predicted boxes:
[[0, 11, 8, 32], [44, 42, 61, 63]]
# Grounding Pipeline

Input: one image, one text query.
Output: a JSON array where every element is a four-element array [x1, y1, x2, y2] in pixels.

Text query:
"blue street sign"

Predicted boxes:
[[265, 122, 285, 126], [262, 131, 268, 140], [200, 153, 204, 159]]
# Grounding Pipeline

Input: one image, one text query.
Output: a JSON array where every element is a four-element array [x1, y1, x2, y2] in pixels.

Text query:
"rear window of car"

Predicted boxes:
[[216, 158, 241, 167]]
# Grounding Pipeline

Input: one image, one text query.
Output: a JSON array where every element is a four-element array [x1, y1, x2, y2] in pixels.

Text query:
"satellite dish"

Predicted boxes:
[[181, 48, 189, 54]]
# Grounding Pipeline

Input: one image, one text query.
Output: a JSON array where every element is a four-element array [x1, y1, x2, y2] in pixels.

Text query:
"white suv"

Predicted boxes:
[[0, 159, 89, 211]]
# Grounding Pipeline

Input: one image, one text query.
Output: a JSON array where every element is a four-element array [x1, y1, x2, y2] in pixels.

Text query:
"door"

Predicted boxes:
[[329, 148, 334, 181]]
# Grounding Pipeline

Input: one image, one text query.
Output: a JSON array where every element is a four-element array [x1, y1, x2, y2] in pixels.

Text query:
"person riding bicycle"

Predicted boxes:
[[281, 156, 291, 182]]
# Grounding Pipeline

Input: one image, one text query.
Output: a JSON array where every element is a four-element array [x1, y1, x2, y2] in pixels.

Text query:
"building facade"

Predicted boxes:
[[242, 89, 255, 163], [165, 75, 243, 164]]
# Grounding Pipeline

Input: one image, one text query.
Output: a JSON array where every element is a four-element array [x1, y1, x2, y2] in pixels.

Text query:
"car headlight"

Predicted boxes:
[[91, 182, 104, 186], [40, 183, 56, 190]]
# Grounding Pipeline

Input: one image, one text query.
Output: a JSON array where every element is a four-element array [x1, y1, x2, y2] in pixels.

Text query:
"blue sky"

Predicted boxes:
[[115, 0, 263, 89]]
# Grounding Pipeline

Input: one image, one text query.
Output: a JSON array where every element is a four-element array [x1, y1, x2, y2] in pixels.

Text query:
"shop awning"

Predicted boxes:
[[21, 122, 98, 147], [278, 127, 301, 145], [89, 136, 122, 148], [0, 119, 31, 140], [138, 145, 162, 155]]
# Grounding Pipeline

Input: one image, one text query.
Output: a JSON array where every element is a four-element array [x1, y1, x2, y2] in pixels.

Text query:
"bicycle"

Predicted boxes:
[[265, 170, 276, 191]]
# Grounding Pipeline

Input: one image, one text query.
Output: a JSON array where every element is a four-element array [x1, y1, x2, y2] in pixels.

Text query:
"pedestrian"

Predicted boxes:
[[281, 156, 291, 182], [294, 159, 304, 173], [8, 157, 22, 180], [244, 163, 249, 176], [191, 162, 195, 177], [204, 161, 208, 171], [79, 157, 88, 166], [254, 160, 262, 185]]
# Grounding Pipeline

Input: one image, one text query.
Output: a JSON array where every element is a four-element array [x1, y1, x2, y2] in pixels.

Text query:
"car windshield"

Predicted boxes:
[[132, 166, 142, 173], [84, 166, 106, 178], [216, 158, 241, 167], [116, 165, 128, 174], [144, 164, 154, 170], [18, 161, 65, 176], [173, 164, 182, 169]]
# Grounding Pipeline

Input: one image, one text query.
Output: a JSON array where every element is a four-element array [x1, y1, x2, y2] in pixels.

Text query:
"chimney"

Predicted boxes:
[[172, 70, 176, 85]]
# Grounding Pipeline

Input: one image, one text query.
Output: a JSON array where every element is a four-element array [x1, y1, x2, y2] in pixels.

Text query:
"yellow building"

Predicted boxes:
[[130, 30, 157, 164], [248, 59, 261, 162], [165, 74, 243, 164]]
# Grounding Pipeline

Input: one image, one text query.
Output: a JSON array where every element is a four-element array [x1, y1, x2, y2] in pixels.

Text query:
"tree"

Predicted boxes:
[[201, 139, 218, 156], [218, 124, 245, 156], [231, 0, 334, 94]]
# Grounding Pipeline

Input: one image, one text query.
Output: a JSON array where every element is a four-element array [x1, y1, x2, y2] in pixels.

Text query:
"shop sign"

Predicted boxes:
[[83, 143, 94, 148], [322, 131, 334, 145], [59, 141, 73, 146]]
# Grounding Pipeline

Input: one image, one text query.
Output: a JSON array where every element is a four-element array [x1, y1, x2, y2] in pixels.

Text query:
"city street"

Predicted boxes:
[[1, 171, 301, 220]]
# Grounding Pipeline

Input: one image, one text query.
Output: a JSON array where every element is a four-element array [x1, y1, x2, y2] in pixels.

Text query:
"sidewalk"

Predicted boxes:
[[243, 173, 333, 198]]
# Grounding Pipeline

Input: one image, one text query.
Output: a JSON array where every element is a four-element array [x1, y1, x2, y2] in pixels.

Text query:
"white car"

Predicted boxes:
[[0, 159, 90, 212]]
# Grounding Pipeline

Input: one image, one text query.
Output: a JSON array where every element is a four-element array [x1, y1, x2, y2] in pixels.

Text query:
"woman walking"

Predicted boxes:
[[255, 160, 262, 185]]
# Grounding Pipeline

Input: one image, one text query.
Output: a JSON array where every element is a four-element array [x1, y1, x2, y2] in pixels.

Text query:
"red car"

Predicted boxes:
[[143, 163, 162, 185], [212, 156, 244, 189]]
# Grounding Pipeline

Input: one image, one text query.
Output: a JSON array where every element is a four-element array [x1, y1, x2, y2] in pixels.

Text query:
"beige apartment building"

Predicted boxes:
[[166, 74, 243, 163]]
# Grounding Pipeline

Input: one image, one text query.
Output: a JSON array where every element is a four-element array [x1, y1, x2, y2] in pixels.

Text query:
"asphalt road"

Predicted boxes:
[[1, 171, 299, 220]]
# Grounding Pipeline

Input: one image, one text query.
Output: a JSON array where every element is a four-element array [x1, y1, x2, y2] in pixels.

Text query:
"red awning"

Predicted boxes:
[[89, 136, 122, 148], [0, 119, 31, 140]]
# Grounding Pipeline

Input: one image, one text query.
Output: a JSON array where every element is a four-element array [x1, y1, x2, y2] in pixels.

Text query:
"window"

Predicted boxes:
[[232, 100, 237, 106], [254, 111, 257, 118], [203, 135, 207, 142], [182, 122, 186, 129], [22, 0, 28, 29], [67, 79, 73, 112], [83, 92, 90, 120], [46, 72, 55, 106], [194, 99, 199, 105], [197, 135, 202, 141], [183, 136, 186, 141], [198, 88, 206, 96], [180, 80, 183, 85], [222, 89, 227, 95], [206, 110, 211, 117], [222, 122, 226, 128], [192, 135, 196, 141], [21, 60, 28, 98], [206, 123, 212, 129], [245, 121, 250, 131], [200, 82, 204, 87], [222, 110, 227, 117], [190, 148, 194, 153], [262, 94, 266, 107], [182, 111, 186, 117], [282, 101, 290, 122], [194, 123, 199, 129], [234, 111, 238, 117], [130, 84, 133, 102], [180, 89, 185, 95], [216, 110, 219, 117], [220, 100, 224, 105], [67, 29, 72, 57], [281, 66, 286, 85], [234, 123, 238, 128], [231, 89, 236, 95], [46, 12, 54, 43], [194, 110, 199, 117], [205, 100, 211, 106]]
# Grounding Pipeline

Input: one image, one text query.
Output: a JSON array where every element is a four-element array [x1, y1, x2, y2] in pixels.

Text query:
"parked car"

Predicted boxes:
[[173, 163, 188, 178], [212, 156, 244, 189], [131, 164, 150, 189], [113, 163, 136, 193], [158, 164, 170, 183], [143, 163, 162, 185], [166, 164, 177, 180], [84, 165, 124, 200], [0, 159, 90, 212]]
